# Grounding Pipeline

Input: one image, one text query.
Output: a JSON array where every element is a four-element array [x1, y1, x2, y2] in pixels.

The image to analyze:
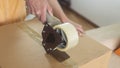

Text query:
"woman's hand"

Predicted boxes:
[[69, 20, 84, 36], [62, 18, 84, 36], [26, 0, 53, 23], [26, 0, 84, 35]]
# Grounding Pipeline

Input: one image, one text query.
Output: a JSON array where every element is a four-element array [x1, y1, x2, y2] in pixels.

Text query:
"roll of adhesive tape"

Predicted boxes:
[[54, 23, 79, 51]]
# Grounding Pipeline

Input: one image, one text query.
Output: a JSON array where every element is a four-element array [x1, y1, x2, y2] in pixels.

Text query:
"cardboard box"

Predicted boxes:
[[0, 19, 112, 68]]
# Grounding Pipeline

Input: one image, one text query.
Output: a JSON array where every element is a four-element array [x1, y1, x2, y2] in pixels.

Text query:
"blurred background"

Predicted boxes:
[[58, 0, 120, 31]]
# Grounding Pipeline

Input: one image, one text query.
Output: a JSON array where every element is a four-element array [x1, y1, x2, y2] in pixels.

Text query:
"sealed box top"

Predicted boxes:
[[0, 19, 111, 68]]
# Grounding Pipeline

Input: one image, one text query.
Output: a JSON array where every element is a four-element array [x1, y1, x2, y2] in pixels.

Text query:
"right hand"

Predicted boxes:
[[26, 0, 53, 23]]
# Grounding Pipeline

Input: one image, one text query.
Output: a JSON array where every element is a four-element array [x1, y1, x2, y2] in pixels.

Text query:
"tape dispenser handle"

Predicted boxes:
[[45, 12, 61, 26]]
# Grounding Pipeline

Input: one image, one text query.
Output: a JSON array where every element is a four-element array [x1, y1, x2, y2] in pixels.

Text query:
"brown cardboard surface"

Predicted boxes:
[[0, 19, 112, 68]]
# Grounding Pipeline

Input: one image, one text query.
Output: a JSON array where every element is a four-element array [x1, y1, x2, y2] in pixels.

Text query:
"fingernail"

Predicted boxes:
[[48, 11, 53, 16]]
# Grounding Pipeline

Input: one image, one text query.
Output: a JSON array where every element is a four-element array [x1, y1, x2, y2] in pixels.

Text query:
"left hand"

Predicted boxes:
[[68, 20, 84, 36], [61, 18, 84, 36]]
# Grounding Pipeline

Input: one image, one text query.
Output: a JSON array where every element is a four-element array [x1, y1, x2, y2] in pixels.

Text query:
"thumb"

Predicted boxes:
[[40, 6, 47, 23], [47, 3, 53, 16]]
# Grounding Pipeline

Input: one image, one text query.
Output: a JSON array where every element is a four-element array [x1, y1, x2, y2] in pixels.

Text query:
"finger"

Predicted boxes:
[[76, 27, 85, 36], [26, 0, 32, 14], [79, 28, 84, 33], [40, 6, 47, 23], [78, 30, 84, 36], [35, 10, 41, 20], [79, 32, 82, 36], [31, 6, 36, 15], [28, 1, 36, 14], [77, 25, 84, 33], [78, 28, 84, 34], [29, 0, 39, 15], [48, 8, 53, 16], [47, 4, 53, 16]]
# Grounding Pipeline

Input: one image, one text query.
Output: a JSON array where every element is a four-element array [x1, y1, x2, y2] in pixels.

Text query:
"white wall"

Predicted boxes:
[[71, 0, 120, 27]]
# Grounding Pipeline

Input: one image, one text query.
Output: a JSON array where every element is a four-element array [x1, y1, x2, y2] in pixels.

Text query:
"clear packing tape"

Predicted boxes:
[[54, 23, 79, 51]]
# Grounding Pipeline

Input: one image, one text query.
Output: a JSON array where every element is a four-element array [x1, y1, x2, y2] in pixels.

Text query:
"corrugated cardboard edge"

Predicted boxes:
[[80, 51, 112, 68]]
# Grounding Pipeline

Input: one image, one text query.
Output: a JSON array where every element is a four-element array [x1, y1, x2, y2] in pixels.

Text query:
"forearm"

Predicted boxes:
[[48, 0, 68, 22]]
